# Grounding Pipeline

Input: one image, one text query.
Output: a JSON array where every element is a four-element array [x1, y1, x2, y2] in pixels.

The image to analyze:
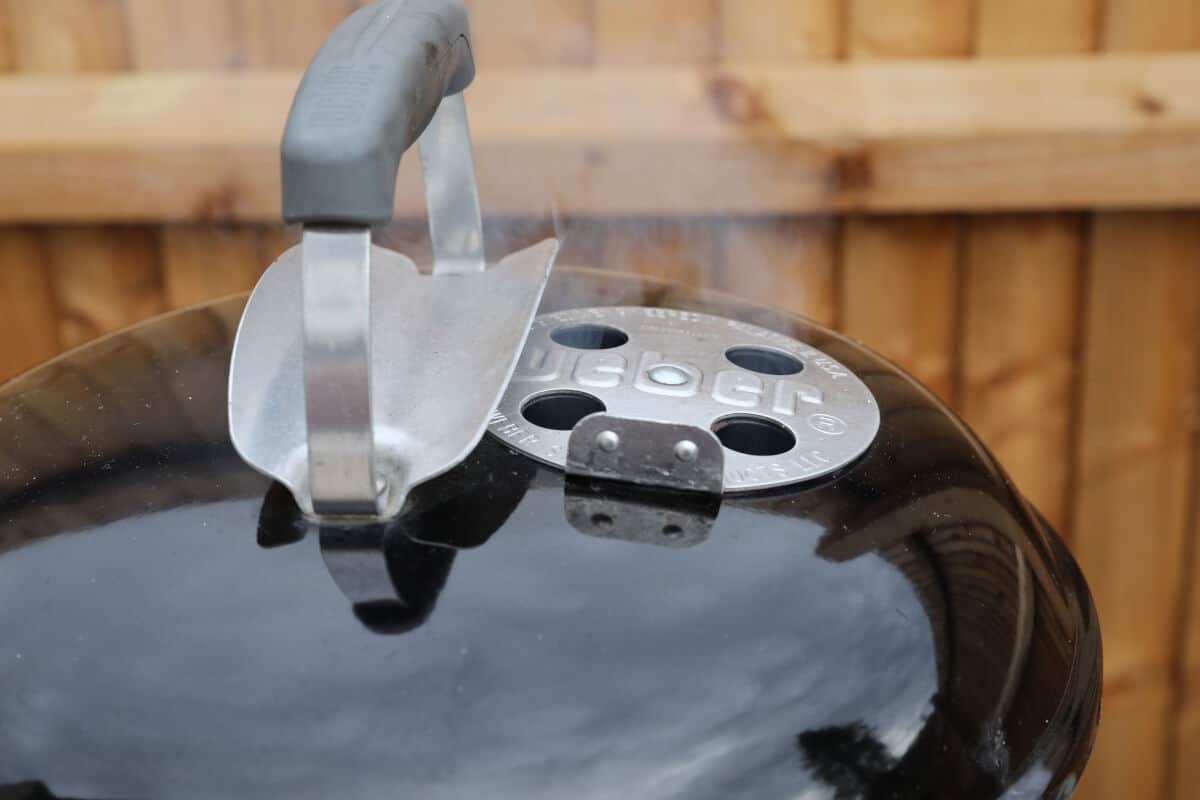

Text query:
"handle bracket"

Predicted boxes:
[[418, 94, 485, 275], [289, 0, 484, 514], [300, 91, 486, 515]]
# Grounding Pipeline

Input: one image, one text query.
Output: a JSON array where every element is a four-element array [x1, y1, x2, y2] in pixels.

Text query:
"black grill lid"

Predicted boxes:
[[0, 269, 1100, 800]]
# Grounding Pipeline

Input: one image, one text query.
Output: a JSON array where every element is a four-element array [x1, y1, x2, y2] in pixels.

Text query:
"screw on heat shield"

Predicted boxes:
[[674, 440, 700, 463], [595, 431, 621, 452]]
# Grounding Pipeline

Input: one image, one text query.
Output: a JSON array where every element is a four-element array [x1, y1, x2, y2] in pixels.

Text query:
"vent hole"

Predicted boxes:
[[725, 346, 804, 376], [551, 324, 629, 350], [522, 392, 606, 431], [713, 416, 797, 457]]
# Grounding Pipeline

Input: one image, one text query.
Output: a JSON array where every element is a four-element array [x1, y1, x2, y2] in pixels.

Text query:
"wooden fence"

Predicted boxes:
[[0, 2, 1198, 798]]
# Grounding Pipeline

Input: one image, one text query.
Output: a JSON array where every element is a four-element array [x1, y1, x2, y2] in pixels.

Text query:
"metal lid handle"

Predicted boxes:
[[281, 0, 476, 227], [282, 0, 487, 517]]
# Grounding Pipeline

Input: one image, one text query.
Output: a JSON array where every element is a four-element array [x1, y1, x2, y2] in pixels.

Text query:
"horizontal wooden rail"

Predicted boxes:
[[1, 54, 1198, 221]]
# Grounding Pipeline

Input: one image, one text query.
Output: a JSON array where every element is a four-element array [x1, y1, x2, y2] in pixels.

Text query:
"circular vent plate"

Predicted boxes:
[[489, 307, 880, 493]]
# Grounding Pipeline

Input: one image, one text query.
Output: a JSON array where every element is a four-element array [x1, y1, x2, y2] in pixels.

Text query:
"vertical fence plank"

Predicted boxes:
[[1163, 0, 1200, 782], [976, 0, 1098, 54], [594, 2, 718, 285], [239, 0, 354, 68], [466, 0, 593, 68], [1074, 215, 1200, 800], [150, 3, 349, 312], [959, 215, 1083, 532], [1092, 5, 1200, 800], [44, 227, 166, 348], [1099, 684, 1176, 798], [718, 218, 837, 326], [0, 3, 12, 71], [123, 0, 243, 69], [846, 0, 973, 58], [0, 231, 60, 381], [594, 0, 717, 66], [596, 217, 720, 288], [840, 216, 959, 399], [0, 4, 54, 381], [0, 11, 19, 430], [460, 0, 594, 278], [8, 0, 164, 365], [717, 0, 841, 62], [971, 3, 1101, 793], [964, 1, 1096, 533], [1104, 0, 1200, 52], [258, 226, 301, 264], [6, 0, 130, 71], [1177, 473, 1200, 797], [7, 1, 128, 72], [161, 226, 266, 310], [841, 2, 970, 405], [716, 2, 841, 326]]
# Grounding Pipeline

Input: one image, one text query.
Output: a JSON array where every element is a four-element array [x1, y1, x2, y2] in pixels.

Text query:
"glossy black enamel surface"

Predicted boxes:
[[0, 270, 1100, 800]]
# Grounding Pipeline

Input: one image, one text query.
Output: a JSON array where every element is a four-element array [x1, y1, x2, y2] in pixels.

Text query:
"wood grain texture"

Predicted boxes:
[[594, 0, 716, 287], [1173, 684, 1200, 798], [466, 0, 593, 67], [965, 3, 1095, 539], [718, 0, 841, 62], [6, 55, 1198, 222], [1178, 477, 1200, 796], [1177, 462, 1200, 798], [717, 0, 840, 320], [161, 225, 265, 309], [43, 227, 165, 348], [1083, 683, 1173, 799], [841, 1, 968, 406], [1097, 6, 1200, 800], [718, 217, 836, 326], [1072, 213, 1200, 800], [238, 0, 353, 68], [5, 0, 129, 71], [597, 217, 720, 288], [0, 230, 60, 381], [1104, 0, 1200, 52], [6, 1, 126, 74], [0, 4, 12, 72], [847, 0, 973, 58], [960, 215, 1082, 532], [840, 216, 959, 400], [187, 2, 353, 315], [257, 225, 301, 265], [977, 0, 1099, 55], [594, 0, 717, 66], [4, 0, 166, 382], [554, 217, 609, 271], [123, 0, 242, 69], [0, 1, 49, 413]]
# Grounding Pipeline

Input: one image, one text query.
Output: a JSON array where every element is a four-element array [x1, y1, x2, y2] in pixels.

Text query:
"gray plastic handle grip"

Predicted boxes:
[[281, 0, 475, 226]]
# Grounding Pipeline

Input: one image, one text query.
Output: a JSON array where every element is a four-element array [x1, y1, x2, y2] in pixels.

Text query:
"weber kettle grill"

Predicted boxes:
[[0, 2, 1100, 799]]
